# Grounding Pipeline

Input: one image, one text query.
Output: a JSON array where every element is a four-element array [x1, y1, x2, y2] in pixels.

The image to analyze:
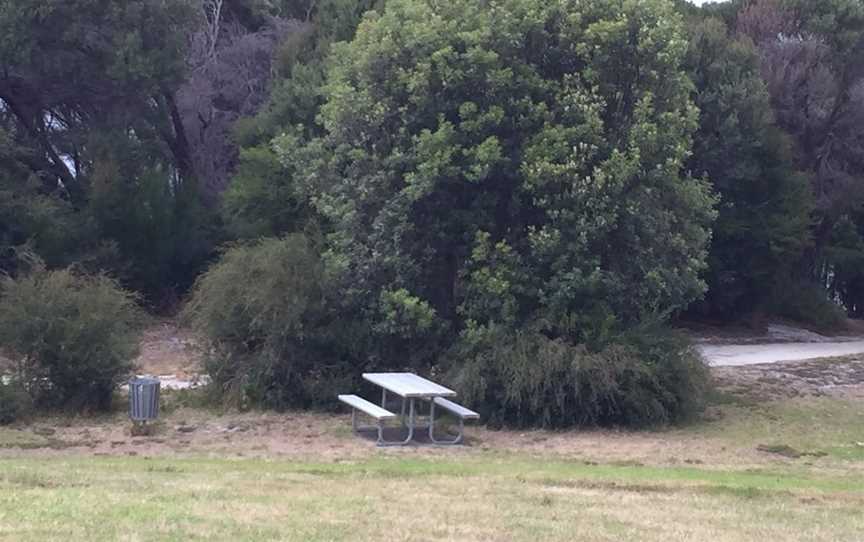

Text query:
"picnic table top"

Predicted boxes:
[[362, 372, 457, 398]]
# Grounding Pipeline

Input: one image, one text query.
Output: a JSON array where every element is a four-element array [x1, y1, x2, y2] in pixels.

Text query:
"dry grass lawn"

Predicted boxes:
[[1, 354, 863, 541], [2, 453, 863, 541]]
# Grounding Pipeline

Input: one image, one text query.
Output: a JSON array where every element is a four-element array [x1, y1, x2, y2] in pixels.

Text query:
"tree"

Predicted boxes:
[[224, 0, 381, 239], [683, 15, 813, 318], [739, 0, 864, 261], [0, 0, 222, 301], [299, 0, 715, 357], [177, 1, 299, 202], [0, 0, 195, 201]]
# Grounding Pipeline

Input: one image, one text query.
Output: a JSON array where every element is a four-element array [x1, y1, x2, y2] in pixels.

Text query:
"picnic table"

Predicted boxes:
[[338, 372, 478, 446]]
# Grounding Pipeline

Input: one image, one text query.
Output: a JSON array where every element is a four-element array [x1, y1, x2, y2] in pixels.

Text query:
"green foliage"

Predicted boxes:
[[242, 0, 716, 426], [223, 137, 310, 240], [184, 235, 348, 409], [303, 0, 714, 349], [0, 0, 218, 305], [0, 266, 143, 411], [0, 0, 195, 203], [825, 215, 864, 317], [452, 322, 709, 428], [0, 380, 32, 425], [765, 280, 847, 332], [228, 1, 381, 239], [0, 128, 98, 275], [683, 16, 814, 318], [88, 135, 217, 301]]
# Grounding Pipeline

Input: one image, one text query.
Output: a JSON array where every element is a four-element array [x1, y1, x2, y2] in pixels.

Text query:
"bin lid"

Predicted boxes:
[[129, 376, 160, 386]]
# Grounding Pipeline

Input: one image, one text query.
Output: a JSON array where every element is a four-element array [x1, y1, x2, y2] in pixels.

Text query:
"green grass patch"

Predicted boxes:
[[692, 395, 864, 460], [1, 454, 862, 541]]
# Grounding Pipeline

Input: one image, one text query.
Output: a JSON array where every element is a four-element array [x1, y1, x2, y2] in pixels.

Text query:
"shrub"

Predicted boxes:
[[450, 322, 710, 428], [0, 266, 143, 411], [184, 235, 348, 409], [0, 380, 32, 425], [766, 279, 847, 332]]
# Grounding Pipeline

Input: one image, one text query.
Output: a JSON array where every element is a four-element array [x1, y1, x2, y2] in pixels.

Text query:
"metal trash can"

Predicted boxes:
[[129, 376, 161, 421]]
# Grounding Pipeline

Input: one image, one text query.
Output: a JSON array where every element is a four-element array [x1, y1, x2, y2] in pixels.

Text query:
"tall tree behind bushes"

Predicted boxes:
[[0, 0, 308, 302], [682, 13, 814, 319], [738, 0, 864, 316], [224, 0, 382, 238], [0, 0, 213, 301], [177, 0, 300, 202]]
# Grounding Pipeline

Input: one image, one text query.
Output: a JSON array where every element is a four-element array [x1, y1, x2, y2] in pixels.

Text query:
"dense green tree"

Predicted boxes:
[[245, 0, 715, 425], [225, 0, 381, 238], [682, 15, 814, 318], [732, 0, 864, 319], [0, 0, 195, 198], [301, 0, 715, 345], [739, 0, 864, 274], [0, 0, 220, 301]]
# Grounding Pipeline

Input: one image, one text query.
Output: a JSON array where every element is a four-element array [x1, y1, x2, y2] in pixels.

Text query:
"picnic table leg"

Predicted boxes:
[[377, 397, 414, 446], [428, 400, 465, 445], [352, 407, 388, 446], [404, 398, 415, 443], [381, 388, 387, 408]]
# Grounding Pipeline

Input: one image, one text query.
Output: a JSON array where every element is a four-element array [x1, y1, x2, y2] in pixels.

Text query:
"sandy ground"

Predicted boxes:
[[3, 353, 862, 468], [2, 321, 863, 478], [712, 355, 864, 401], [132, 321, 208, 389]]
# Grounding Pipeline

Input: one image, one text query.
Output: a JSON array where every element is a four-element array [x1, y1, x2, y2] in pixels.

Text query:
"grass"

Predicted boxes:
[[1, 358, 863, 541], [688, 395, 864, 461], [1, 454, 863, 541]]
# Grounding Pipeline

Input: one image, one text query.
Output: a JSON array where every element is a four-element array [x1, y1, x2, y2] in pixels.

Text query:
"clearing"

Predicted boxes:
[[2, 328, 864, 540]]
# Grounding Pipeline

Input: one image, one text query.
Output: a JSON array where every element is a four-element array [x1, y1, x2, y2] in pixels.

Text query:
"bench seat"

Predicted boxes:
[[338, 394, 397, 420], [433, 397, 479, 419]]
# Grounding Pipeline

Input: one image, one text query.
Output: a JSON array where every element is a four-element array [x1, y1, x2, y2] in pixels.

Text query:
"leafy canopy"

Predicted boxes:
[[298, 0, 716, 353]]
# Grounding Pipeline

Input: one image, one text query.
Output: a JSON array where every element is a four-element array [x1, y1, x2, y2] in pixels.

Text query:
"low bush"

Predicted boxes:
[[450, 322, 710, 428], [184, 235, 350, 409], [766, 280, 847, 332], [0, 266, 143, 411], [0, 380, 32, 424]]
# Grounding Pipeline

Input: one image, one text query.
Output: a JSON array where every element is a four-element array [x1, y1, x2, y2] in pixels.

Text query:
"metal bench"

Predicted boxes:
[[337, 394, 406, 446], [428, 397, 479, 445]]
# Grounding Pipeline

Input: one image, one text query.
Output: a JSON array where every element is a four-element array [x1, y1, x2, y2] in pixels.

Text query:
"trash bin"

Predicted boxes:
[[129, 376, 160, 422]]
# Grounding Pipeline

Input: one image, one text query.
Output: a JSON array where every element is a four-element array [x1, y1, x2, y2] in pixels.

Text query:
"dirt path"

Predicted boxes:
[[700, 340, 864, 366]]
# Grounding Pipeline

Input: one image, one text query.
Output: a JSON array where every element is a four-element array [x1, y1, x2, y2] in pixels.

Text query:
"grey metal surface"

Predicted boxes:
[[428, 399, 466, 445], [362, 372, 457, 398], [338, 394, 397, 419], [342, 393, 413, 446], [343, 372, 476, 446], [433, 397, 479, 419], [129, 377, 160, 421]]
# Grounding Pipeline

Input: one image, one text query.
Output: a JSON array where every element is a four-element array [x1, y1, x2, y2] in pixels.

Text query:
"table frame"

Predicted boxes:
[[362, 372, 462, 446]]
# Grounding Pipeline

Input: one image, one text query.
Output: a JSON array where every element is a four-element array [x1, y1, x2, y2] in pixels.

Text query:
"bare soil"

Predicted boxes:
[[712, 356, 864, 401], [134, 320, 202, 379], [3, 323, 863, 469]]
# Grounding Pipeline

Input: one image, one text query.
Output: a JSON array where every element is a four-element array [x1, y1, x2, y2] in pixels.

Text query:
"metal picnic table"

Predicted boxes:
[[362, 372, 461, 445]]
